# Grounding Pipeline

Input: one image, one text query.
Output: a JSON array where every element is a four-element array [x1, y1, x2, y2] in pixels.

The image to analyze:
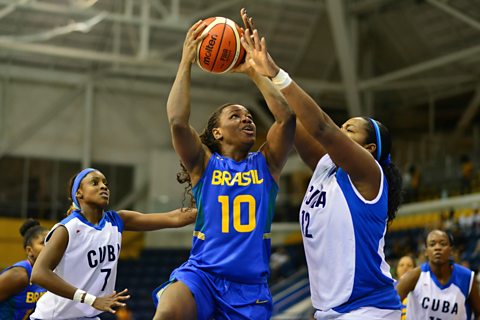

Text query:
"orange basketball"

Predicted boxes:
[[196, 17, 246, 74]]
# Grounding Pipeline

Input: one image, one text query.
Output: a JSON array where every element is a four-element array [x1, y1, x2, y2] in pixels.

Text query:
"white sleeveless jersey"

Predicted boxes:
[[406, 263, 474, 320], [300, 155, 401, 316], [31, 211, 123, 320]]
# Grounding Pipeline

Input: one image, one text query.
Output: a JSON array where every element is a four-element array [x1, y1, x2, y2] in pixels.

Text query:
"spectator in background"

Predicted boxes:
[[395, 255, 416, 320], [460, 154, 473, 195], [396, 255, 416, 279], [403, 164, 420, 202], [442, 208, 457, 233]]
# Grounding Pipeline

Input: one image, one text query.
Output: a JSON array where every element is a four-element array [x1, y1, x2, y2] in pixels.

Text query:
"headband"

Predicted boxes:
[[71, 168, 96, 210], [369, 118, 382, 161]]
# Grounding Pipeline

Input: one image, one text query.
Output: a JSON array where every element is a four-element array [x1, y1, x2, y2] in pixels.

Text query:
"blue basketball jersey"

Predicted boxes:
[[189, 152, 278, 283], [0, 260, 46, 320]]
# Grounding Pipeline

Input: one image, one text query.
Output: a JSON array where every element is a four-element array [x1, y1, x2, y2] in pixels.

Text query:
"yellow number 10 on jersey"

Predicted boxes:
[[218, 195, 256, 233]]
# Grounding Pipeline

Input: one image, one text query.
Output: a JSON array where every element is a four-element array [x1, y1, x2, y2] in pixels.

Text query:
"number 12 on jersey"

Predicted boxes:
[[218, 195, 256, 233], [301, 210, 313, 238]]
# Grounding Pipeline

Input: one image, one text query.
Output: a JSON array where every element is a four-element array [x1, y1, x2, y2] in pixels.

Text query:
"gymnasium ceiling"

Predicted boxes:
[[0, 0, 479, 157]]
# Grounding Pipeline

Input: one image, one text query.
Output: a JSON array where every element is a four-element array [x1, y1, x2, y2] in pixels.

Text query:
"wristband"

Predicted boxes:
[[73, 289, 86, 303], [73, 288, 96, 306], [271, 68, 292, 90], [83, 293, 96, 306]]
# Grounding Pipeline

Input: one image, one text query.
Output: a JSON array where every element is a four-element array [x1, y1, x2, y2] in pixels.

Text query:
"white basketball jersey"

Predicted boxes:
[[31, 211, 123, 320], [406, 263, 474, 320], [300, 155, 401, 315]]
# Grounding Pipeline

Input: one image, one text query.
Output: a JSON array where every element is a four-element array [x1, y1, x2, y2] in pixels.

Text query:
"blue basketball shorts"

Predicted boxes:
[[152, 261, 272, 320]]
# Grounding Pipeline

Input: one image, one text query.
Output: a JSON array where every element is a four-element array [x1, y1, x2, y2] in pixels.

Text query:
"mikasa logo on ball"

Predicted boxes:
[[203, 34, 218, 66]]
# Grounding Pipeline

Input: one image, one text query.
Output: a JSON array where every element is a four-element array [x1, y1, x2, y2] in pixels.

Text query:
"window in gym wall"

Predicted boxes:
[[0, 156, 134, 220]]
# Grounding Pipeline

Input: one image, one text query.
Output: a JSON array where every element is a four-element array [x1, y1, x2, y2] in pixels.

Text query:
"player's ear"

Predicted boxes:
[[213, 128, 222, 140]]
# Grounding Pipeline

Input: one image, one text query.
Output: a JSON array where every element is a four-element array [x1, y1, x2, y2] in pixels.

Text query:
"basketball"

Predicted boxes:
[[196, 17, 246, 74]]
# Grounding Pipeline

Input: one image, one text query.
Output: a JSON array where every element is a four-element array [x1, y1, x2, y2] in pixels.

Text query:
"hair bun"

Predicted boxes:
[[19, 218, 40, 237]]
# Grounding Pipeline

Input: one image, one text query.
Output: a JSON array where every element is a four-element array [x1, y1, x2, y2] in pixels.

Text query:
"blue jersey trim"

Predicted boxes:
[[422, 262, 472, 297], [64, 210, 124, 232], [46, 210, 123, 242], [333, 167, 401, 313], [421, 262, 473, 319], [1, 260, 31, 277]]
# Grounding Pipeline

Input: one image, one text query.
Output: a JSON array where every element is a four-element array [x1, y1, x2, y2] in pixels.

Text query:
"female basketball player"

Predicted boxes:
[[30, 168, 196, 320], [396, 230, 480, 319], [0, 219, 47, 319], [152, 17, 295, 320], [240, 9, 403, 319]]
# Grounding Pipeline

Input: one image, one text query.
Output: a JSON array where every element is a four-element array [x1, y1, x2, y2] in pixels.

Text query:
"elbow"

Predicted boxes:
[[278, 110, 296, 128], [286, 111, 296, 126], [169, 119, 190, 135], [283, 103, 296, 121], [168, 116, 189, 128], [31, 266, 46, 287], [30, 268, 40, 285]]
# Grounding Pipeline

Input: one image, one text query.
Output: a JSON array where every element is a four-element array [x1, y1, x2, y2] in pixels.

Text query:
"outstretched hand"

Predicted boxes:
[[239, 8, 280, 78], [92, 288, 130, 314], [182, 207, 197, 225], [181, 20, 208, 65]]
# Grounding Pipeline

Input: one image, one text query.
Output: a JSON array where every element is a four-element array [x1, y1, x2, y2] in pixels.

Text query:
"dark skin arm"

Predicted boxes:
[[395, 266, 421, 300], [248, 71, 296, 183], [240, 10, 381, 200], [0, 267, 29, 301], [166, 20, 209, 186], [294, 119, 327, 171], [31, 226, 129, 314], [469, 275, 480, 319], [118, 208, 197, 231], [238, 10, 295, 182]]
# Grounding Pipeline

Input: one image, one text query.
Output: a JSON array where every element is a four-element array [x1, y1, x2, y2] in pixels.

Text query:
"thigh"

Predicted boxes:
[[153, 281, 197, 320]]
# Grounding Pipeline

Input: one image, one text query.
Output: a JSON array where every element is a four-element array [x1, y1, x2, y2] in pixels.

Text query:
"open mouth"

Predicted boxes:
[[242, 126, 255, 134]]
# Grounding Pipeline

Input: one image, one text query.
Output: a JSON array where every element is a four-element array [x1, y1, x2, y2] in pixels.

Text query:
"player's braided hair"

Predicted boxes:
[[199, 103, 233, 154], [177, 103, 233, 207], [361, 117, 403, 223]]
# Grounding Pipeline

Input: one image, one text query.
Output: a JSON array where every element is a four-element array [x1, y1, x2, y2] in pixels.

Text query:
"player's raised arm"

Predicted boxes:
[[167, 20, 209, 182]]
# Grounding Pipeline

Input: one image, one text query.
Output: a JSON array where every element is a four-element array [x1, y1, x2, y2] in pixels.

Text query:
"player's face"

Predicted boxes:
[[340, 117, 370, 146], [77, 171, 110, 208], [26, 230, 47, 264], [396, 256, 415, 278], [425, 231, 451, 265], [340, 117, 378, 157], [215, 104, 256, 147]]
